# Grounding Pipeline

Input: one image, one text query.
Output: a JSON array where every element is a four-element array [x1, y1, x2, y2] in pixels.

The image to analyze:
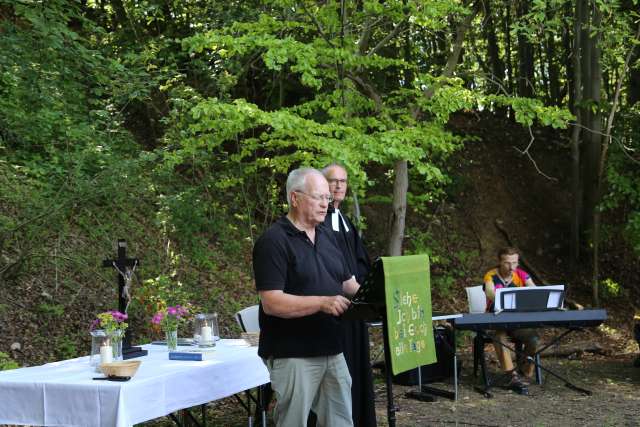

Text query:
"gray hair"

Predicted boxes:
[[321, 162, 347, 177], [286, 167, 324, 205]]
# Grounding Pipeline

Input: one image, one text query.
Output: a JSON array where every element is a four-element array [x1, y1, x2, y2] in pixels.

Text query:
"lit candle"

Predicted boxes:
[[201, 326, 212, 343], [100, 344, 113, 364]]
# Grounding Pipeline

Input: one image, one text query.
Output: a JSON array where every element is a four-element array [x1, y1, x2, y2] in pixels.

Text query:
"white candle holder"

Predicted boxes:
[[193, 313, 218, 348]]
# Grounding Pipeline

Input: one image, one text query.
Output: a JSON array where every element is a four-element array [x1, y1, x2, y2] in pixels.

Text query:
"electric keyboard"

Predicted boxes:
[[454, 309, 607, 331]]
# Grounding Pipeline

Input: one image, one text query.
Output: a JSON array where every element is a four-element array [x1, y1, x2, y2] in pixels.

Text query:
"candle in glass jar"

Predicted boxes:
[[100, 344, 113, 364], [201, 326, 213, 343]]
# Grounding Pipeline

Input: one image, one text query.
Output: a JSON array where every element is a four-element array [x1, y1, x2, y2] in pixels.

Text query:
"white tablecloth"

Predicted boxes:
[[0, 340, 269, 427]]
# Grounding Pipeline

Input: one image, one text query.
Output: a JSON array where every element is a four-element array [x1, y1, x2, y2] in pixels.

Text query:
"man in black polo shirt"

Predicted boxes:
[[253, 167, 360, 427]]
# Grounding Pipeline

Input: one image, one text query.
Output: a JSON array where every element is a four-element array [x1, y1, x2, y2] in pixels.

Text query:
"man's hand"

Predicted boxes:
[[342, 275, 360, 297], [320, 295, 351, 316]]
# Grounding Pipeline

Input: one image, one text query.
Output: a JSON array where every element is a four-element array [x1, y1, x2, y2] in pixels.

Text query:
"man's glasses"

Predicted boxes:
[[294, 191, 333, 203], [327, 178, 347, 185]]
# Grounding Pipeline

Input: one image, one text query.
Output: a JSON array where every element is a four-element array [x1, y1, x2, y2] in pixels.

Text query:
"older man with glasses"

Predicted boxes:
[[253, 167, 360, 427]]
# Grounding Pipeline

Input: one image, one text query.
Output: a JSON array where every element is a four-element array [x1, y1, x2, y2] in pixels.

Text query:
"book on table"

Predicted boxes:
[[168, 348, 216, 361]]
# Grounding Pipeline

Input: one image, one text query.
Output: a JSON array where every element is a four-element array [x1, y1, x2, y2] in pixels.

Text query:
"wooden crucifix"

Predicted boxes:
[[102, 239, 147, 359]]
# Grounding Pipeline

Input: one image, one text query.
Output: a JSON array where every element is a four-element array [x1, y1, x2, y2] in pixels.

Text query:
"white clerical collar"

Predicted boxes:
[[331, 208, 350, 232]]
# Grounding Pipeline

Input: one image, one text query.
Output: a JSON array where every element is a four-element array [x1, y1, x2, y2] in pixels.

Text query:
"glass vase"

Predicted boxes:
[[109, 329, 124, 361], [166, 329, 178, 351]]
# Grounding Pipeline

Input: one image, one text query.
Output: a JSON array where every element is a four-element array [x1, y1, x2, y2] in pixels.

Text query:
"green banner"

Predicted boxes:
[[382, 255, 436, 375]]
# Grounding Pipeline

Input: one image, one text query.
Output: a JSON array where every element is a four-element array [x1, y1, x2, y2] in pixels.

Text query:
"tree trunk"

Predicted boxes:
[[483, 0, 505, 95], [564, 1, 575, 113], [576, 0, 603, 306], [546, 5, 561, 106], [424, 3, 477, 98], [580, 1, 602, 245], [504, 2, 514, 94], [539, 44, 550, 102], [388, 160, 408, 256], [570, 0, 585, 265], [516, 0, 535, 97]]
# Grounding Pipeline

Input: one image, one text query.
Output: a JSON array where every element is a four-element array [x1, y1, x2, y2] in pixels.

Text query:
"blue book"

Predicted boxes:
[[168, 350, 216, 361]]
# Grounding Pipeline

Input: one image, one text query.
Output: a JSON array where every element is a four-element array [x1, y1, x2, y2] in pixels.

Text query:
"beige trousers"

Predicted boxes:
[[264, 354, 353, 427], [492, 328, 539, 376]]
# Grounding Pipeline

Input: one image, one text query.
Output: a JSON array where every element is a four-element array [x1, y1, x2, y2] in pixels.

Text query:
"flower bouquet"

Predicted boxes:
[[151, 305, 189, 351], [90, 310, 128, 363]]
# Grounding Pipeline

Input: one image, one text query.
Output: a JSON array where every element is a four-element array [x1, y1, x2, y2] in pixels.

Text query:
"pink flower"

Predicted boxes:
[[150, 305, 190, 331], [151, 312, 164, 325], [107, 310, 128, 322]]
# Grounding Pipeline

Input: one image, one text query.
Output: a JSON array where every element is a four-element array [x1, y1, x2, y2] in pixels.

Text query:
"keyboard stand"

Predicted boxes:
[[476, 327, 593, 397]]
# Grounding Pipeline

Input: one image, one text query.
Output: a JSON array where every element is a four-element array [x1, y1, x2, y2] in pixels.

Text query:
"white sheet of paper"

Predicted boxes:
[[547, 290, 563, 308], [503, 293, 516, 309]]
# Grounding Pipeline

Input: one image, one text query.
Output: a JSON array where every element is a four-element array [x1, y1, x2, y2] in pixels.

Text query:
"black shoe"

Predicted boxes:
[[508, 372, 529, 395], [516, 369, 532, 385]]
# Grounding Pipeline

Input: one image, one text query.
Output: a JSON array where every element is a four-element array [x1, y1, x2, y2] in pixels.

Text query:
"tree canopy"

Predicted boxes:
[[1, 0, 639, 362]]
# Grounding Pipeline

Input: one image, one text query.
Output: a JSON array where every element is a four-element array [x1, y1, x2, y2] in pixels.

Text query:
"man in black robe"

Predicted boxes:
[[322, 163, 377, 427]]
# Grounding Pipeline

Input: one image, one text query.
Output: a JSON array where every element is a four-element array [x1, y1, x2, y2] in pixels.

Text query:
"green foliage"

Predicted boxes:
[[36, 303, 65, 317], [132, 274, 196, 326], [175, 1, 573, 227], [1, 0, 637, 369], [601, 106, 640, 254], [600, 278, 628, 300], [0, 0, 135, 164], [0, 352, 19, 371], [173, 1, 495, 238], [55, 336, 78, 360], [404, 225, 478, 297], [487, 95, 574, 128]]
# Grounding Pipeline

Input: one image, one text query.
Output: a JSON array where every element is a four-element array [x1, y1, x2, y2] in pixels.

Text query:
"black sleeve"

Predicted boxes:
[[253, 232, 288, 291], [346, 216, 371, 284], [322, 224, 352, 282]]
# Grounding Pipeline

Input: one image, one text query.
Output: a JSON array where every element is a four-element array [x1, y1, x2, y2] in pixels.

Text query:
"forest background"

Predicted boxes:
[[1, 0, 639, 371]]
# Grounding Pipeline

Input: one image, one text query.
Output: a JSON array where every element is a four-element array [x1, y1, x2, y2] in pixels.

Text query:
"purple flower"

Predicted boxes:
[[91, 310, 128, 334], [167, 306, 178, 316]]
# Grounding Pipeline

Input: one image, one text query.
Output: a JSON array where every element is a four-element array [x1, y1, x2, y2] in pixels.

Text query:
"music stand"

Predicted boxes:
[[496, 285, 565, 312], [344, 260, 399, 425]]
